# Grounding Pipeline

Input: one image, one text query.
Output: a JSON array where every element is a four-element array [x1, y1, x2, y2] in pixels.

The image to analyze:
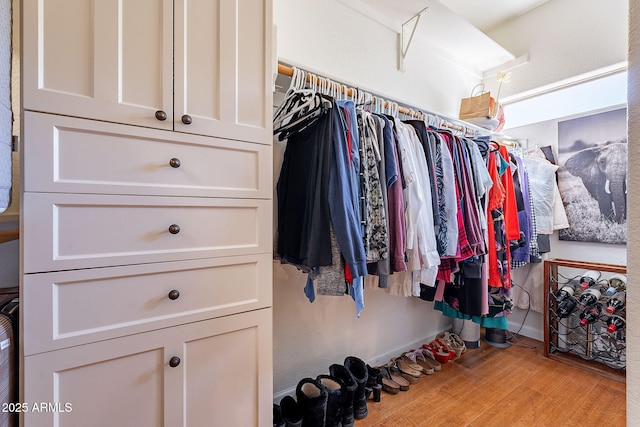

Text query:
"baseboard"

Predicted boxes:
[[506, 320, 544, 342], [273, 330, 450, 403]]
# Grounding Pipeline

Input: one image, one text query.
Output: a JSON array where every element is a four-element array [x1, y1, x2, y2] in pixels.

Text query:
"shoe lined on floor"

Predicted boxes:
[[377, 366, 402, 394], [296, 378, 327, 427], [279, 395, 303, 427], [344, 356, 369, 420], [437, 332, 466, 358], [365, 365, 383, 402], [412, 348, 442, 371], [316, 375, 344, 427], [423, 340, 454, 363], [274, 403, 285, 427], [329, 363, 356, 427], [385, 361, 414, 388], [433, 337, 458, 360], [392, 358, 421, 383], [402, 350, 435, 375]]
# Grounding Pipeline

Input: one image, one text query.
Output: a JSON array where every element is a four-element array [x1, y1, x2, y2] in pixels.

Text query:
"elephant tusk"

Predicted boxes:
[[605, 179, 611, 194]]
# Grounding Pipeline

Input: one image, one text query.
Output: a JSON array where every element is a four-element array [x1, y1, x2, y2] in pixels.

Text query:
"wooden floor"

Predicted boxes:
[[355, 334, 626, 427]]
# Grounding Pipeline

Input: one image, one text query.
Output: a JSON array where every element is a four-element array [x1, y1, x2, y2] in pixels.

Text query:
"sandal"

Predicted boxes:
[[383, 364, 411, 391], [414, 348, 442, 372], [393, 358, 421, 384], [399, 355, 426, 375], [423, 340, 454, 363], [437, 332, 466, 358], [377, 366, 401, 394], [402, 350, 435, 375]]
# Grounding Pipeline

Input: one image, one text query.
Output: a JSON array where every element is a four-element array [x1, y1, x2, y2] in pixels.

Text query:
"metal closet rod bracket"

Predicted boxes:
[[398, 6, 429, 72]]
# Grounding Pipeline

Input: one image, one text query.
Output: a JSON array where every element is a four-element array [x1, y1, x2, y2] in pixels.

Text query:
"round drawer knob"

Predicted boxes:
[[155, 110, 168, 121], [181, 114, 192, 125], [169, 356, 181, 368], [169, 158, 181, 168], [168, 289, 180, 300], [168, 224, 181, 235]]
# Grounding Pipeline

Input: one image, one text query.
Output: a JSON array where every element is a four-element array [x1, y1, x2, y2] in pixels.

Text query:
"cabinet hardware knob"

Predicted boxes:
[[169, 158, 181, 168], [168, 289, 180, 300], [168, 224, 181, 234], [155, 110, 168, 121], [169, 356, 181, 368], [181, 114, 193, 125]]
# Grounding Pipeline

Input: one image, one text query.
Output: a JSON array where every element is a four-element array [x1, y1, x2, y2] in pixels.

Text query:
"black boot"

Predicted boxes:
[[280, 395, 303, 427], [317, 375, 344, 427], [343, 356, 368, 420], [296, 378, 327, 427], [274, 403, 285, 427], [329, 364, 356, 427], [366, 365, 383, 402]]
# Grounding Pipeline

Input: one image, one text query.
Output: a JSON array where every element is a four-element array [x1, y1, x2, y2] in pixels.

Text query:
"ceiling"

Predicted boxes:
[[436, 0, 549, 32], [340, 0, 550, 74]]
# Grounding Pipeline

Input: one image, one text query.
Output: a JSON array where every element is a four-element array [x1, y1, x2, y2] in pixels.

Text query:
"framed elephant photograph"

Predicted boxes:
[[557, 107, 627, 244]]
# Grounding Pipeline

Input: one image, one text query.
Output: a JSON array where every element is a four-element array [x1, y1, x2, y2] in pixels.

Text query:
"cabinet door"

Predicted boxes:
[[22, 0, 173, 130], [23, 309, 272, 427], [174, 0, 273, 144]]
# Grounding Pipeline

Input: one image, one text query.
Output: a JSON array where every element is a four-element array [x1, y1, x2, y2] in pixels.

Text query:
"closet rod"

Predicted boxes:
[[277, 62, 519, 143]]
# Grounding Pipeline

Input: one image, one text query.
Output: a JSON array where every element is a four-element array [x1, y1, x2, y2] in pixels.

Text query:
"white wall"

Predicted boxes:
[[486, 0, 628, 99], [274, 0, 481, 118], [626, 1, 639, 423]]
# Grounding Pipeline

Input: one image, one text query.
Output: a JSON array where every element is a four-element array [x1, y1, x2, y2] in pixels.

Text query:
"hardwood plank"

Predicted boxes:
[[353, 334, 625, 427]]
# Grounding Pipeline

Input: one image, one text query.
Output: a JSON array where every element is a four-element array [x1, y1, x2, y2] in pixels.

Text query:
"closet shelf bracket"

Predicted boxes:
[[398, 6, 429, 72]]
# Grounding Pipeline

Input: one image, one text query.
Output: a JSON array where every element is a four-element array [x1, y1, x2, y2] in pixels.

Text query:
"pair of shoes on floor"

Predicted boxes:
[[376, 363, 410, 394], [437, 331, 466, 358], [393, 357, 423, 383], [423, 338, 456, 363], [403, 349, 440, 373], [274, 396, 302, 427]]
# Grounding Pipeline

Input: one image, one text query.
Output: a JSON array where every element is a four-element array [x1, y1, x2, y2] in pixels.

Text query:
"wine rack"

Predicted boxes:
[[544, 258, 626, 383]]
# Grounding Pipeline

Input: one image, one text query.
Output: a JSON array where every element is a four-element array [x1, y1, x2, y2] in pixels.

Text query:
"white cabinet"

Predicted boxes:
[[20, 0, 273, 425], [24, 309, 273, 427], [22, 0, 272, 144]]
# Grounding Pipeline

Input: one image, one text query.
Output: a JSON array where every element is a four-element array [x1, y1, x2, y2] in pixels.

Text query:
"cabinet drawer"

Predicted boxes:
[[23, 254, 272, 355], [24, 309, 273, 427], [23, 112, 272, 198], [23, 193, 272, 273]]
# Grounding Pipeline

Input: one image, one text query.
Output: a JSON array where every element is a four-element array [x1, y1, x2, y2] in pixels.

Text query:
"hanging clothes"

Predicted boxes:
[[273, 74, 545, 323]]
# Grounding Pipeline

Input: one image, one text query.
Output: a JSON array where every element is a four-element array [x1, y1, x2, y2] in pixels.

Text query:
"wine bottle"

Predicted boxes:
[[579, 303, 603, 327], [608, 274, 627, 291], [605, 291, 626, 314], [555, 281, 576, 302], [606, 315, 626, 333], [579, 270, 600, 290], [577, 287, 601, 307], [557, 298, 577, 318]]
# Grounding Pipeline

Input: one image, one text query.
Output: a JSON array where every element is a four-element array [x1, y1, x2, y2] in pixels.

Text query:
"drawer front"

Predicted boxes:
[[23, 193, 272, 273], [23, 254, 272, 355], [23, 111, 272, 198]]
